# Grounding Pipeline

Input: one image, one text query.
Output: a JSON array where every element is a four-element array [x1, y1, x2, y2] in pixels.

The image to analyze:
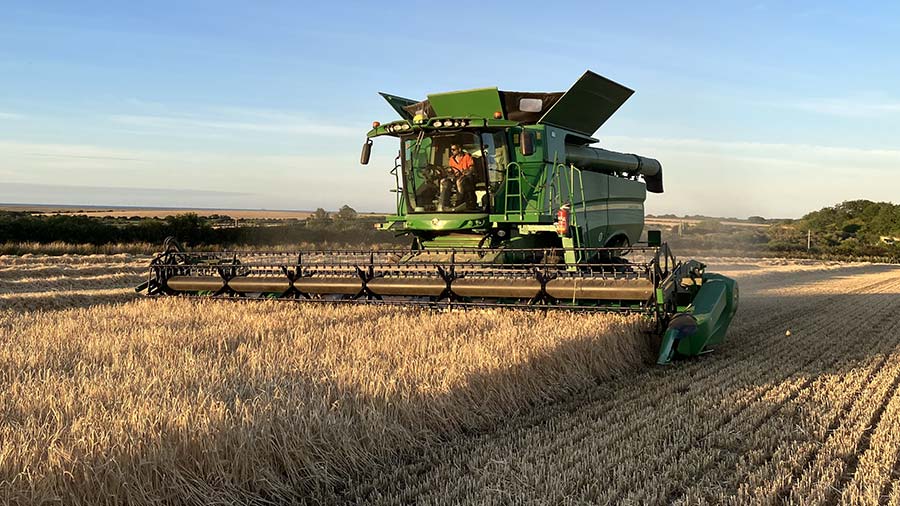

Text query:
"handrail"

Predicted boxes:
[[576, 166, 589, 243], [391, 156, 402, 214]]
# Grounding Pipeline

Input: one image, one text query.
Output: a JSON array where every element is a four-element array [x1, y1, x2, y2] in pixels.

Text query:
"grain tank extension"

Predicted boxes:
[[137, 71, 738, 364]]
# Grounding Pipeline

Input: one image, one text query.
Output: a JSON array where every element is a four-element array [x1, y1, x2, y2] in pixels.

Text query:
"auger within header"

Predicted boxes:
[[139, 71, 739, 365]]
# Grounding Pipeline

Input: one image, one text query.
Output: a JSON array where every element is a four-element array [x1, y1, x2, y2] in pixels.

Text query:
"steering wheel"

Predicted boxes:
[[418, 164, 449, 181]]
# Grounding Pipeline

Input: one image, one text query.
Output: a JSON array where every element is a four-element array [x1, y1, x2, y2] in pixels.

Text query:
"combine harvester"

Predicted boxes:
[[137, 71, 738, 364]]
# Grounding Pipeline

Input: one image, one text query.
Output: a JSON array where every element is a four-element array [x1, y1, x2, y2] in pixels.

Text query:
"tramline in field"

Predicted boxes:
[[137, 71, 738, 364]]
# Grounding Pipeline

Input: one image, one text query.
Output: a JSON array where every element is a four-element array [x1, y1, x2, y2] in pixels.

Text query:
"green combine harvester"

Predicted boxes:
[[138, 71, 738, 364]]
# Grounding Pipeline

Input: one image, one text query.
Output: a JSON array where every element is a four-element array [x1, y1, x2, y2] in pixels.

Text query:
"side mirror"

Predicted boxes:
[[519, 130, 534, 156], [360, 139, 373, 165]]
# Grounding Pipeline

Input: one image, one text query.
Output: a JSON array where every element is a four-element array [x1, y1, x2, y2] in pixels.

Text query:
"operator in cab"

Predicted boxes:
[[440, 144, 477, 211]]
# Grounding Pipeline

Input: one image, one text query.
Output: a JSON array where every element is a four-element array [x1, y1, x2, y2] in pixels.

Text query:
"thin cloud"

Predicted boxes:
[[26, 152, 143, 162], [0, 182, 254, 209], [0, 139, 380, 207], [603, 135, 900, 218], [0, 112, 24, 120], [604, 135, 900, 166], [9, 135, 896, 217], [0, 141, 148, 164], [3, 181, 251, 197], [773, 97, 900, 118], [109, 112, 358, 137]]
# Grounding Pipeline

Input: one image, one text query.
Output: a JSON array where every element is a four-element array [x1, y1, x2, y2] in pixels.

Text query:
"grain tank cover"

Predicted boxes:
[[428, 88, 504, 118], [380, 71, 634, 132], [399, 88, 566, 122], [538, 71, 634, 136], [398, 88, 506, 119]]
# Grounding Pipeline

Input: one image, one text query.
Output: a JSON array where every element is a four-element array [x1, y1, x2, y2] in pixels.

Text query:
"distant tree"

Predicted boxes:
[[691, 219, 723, 234], [336, 204, 358, 221], [313, 208, 330, 221], [747, 216, 767, 224], [164, 213, 212, 245], [842, 221, 863, 236], [799, 199, 900, 247]]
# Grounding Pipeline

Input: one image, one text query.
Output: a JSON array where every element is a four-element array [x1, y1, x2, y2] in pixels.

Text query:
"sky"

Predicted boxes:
[[2, 1, 900, 218]]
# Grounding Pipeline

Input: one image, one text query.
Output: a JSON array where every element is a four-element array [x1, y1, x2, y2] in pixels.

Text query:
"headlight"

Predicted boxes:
[[433, 121, 442, 127], [400, 124, 410, 130]]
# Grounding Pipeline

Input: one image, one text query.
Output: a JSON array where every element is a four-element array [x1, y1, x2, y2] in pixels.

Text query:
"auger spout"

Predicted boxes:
[[566, 145, 664, 193]]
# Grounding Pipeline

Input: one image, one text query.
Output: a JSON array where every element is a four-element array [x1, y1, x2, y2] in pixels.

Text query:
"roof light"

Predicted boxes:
[[433, 120, 443, 127], [493, 111, 502, 119], [372, 121, 381, 128]]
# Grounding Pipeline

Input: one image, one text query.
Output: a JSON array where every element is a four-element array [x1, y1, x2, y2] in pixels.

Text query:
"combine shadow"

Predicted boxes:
[[5, 306, 656, 505], [0, 290, 139, 312]]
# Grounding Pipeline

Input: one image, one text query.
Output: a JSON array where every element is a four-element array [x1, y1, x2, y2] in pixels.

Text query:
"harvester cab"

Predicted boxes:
[[139, 71, 738, 365]]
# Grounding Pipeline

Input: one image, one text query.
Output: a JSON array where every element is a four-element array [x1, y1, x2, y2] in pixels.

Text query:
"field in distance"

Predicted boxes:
[[645, 216, 770, 228], [2, 254, 900, 504], [0, 204, 385, 220], [5, 204, 749, 225]]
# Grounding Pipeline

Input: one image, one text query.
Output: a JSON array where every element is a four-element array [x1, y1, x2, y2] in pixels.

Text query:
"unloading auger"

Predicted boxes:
[[137, 71, 739, 364]]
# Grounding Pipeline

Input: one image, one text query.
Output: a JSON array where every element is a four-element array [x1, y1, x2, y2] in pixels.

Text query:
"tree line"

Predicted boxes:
[[5, 199, 900, 260], [0, 205, 406, 248], [669, 199, 900, 260]]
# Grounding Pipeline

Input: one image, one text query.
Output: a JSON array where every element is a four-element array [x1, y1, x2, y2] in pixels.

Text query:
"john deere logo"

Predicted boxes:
[[431, 218, 440, 227]]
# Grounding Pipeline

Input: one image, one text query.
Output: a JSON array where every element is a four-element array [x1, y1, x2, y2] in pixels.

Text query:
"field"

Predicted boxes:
[[0, 204, 317, 219], [2, 254, 900, 504], [645, 216, 770, 229], [1, 204, 387, 220]]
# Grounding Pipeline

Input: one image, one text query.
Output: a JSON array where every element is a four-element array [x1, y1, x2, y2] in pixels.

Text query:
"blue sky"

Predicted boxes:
[[2, 1, 900, 218]]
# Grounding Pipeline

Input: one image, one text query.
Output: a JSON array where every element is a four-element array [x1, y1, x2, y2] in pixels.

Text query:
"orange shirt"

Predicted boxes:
[[449, 152, 474, 173]]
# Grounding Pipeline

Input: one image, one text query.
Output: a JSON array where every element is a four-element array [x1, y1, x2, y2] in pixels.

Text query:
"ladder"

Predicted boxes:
[[503, 162, 525, 220]]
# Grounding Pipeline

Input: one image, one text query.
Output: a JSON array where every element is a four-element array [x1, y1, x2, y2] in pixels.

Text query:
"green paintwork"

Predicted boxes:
[[418, 233, 488, 249], [366, 118, 519, 139], [404, 213, 488, 231], [679, 273, 740, 351], [427, 88, 505, 118], [656, 273, 740, 364], [657, 329, 680, 366]]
